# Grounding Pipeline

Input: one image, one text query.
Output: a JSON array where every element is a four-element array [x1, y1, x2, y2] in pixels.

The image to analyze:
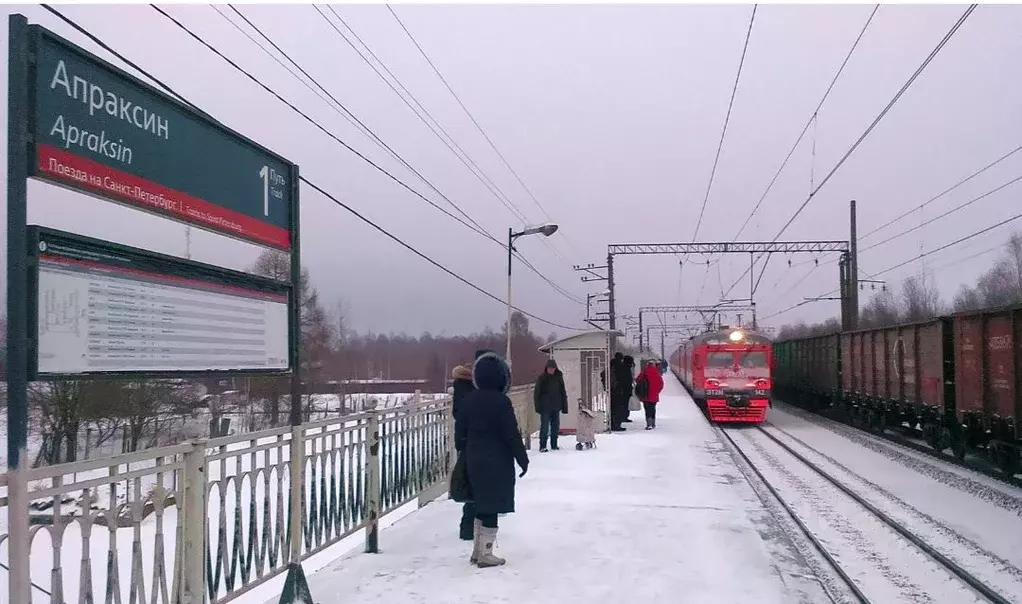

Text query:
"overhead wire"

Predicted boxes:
[[722, 4, 978, 300], [762, 168, 1022, 308], [690, 4, 757, 243], [772, 4, 977, 240], [311, 5, 584, 304], [780, 144, 1022, 275], [860, 143, 1022, 239], [151, 4, 495, 243], [40, 4, 582, 331], [162, 4, 585, 307], [762, 209, 1022, 321], [859, 173, 1022, 253], [385, 3, 582, 259], [311, 5, 530, 225], [684, 5, 757, 302], [730, 4, 879, 243], [218, 4, 493, 240]]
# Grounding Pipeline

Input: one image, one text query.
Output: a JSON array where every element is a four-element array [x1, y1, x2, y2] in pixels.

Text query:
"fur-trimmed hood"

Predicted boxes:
[[472, 351, 511, 393], [451, 364, 473, 381]]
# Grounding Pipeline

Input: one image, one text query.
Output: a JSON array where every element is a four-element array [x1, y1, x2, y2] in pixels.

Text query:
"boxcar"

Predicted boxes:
[[671, 326, 773, 423], [774, 305, 1021, 474]]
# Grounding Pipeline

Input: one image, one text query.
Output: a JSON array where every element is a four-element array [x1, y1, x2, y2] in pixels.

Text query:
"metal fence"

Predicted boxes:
[[0, 386, 536, 604]]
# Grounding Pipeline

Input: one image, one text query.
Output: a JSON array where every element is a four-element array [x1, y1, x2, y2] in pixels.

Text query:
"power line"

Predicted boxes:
[[762, 208, 1022, 320], [149, 4, 494, 243], [40, 4, 582, 331], [731, 4, 879, 242], [312, 5, 530, 226], [762, 169, 1022, 303], [691, 4, 757, 243], [386, 4, 582, 259], [722, 4, 978, 300], [158, 4, 584, 307], [299, 177, 583, 330], [312, 5, 583, 304], [860, 173, 1022, 253], [859, 143, 1022, 240], [772, 4, 977, 240], [218, 4, 494, 240]]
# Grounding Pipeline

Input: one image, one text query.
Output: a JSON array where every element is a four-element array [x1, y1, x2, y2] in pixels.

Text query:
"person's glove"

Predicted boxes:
[[519, 462, 529, 478]]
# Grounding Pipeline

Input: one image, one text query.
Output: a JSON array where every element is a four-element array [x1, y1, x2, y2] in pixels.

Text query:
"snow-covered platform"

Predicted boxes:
[[283, 375, 829, 604]]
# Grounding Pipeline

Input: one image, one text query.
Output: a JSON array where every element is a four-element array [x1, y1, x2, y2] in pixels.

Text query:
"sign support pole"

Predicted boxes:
[[279, 167, 312, 604], [7, 13, 32, 604]]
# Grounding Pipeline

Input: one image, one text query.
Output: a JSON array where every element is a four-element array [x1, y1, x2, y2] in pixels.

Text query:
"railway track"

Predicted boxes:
[[717, 424, 1019, 604], [775, 398, 1022, 491]]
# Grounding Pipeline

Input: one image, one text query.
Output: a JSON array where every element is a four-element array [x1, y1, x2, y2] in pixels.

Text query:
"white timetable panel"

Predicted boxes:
[[36, 254, 289, 374]]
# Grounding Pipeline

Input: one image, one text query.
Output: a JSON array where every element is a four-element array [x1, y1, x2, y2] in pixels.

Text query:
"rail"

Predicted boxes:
[[1, 386, 537, 604]]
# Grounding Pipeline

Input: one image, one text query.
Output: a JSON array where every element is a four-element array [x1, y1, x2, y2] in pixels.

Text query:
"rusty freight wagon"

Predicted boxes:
[[774, 305, 1021, 475]]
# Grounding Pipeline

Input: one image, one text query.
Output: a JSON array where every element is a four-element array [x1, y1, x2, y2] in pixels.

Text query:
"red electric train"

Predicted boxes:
[[670, 326, 773, 423]]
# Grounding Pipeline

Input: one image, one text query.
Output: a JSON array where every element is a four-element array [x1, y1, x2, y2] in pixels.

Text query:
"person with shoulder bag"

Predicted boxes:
[[455, 351, 529, 567], [635, 359, 665, 430]]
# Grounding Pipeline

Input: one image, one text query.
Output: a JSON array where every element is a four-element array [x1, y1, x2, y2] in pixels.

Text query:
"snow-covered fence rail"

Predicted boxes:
[[2, 386, 536, 604]]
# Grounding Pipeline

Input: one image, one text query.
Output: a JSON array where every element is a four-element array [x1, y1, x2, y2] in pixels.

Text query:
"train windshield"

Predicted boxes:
[[706, 352, 734, 368], [738, 351, 768, 368]]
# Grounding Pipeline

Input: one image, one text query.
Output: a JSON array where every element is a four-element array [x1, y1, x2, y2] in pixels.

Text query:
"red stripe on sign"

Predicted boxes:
[[35, 143, 292, 250], [40, 254, 289, 303]]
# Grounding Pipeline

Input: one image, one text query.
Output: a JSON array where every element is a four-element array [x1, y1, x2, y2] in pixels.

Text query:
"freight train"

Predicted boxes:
[[773, 304, 1021, 475], [670, 326, 773, 423]]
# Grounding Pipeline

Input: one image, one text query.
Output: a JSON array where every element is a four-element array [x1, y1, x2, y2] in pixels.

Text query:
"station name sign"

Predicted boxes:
[[28, 25, 296, 250]]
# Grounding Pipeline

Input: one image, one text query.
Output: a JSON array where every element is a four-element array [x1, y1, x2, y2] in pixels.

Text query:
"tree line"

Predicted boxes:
[[778, 232, 1022, 339]]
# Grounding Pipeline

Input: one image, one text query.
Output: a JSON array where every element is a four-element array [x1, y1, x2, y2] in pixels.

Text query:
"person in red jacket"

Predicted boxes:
[[635, 359, 665, 430]]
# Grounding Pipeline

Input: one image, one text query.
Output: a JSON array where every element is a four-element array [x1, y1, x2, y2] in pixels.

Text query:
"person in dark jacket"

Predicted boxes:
[[533, 359, 568, 452], [456, 351, 529, 568], [622, 355, 636, 423], [451, 361, 476, 540], [610, 353, 633, 431]]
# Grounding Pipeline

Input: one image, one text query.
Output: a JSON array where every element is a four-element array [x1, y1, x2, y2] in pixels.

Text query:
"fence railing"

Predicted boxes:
[[1, 386, 536, 604]]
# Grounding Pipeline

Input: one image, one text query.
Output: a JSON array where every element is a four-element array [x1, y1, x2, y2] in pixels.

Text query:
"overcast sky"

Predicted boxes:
[[2, 3, 1020, 343]]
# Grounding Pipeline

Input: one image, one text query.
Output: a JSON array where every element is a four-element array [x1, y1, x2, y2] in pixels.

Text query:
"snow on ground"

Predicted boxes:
[[283, 375, 831, 604], [728, 427, 987, 603], [772, 400, 1022, 507], [760, 404, 1022, 599]]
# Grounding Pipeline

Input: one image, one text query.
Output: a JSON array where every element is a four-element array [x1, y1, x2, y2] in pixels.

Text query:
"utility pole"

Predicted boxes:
[[607, 253, 616, 331], [849, 199, 859, 330]]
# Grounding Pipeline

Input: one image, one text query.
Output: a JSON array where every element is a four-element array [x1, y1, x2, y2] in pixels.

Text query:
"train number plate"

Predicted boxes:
[[754, 389, 768, 397], [706, 389, 724, 397]]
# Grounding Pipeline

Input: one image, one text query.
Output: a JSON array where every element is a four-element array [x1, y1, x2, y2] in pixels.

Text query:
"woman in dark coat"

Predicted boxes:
[[455, 351, 529, 567], [451, 362, 476, 540]]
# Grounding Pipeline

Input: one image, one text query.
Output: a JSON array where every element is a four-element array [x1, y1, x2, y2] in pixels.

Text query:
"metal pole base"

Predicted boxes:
[[277, 563, 315, 604]]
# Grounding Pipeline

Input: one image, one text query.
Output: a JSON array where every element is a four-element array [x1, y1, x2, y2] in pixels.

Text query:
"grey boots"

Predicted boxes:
[[468, 520, 506, 567], [469, 519, 482, 564]]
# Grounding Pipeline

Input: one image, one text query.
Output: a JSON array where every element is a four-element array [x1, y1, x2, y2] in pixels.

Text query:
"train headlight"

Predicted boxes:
[[729, 329, 744, 342]]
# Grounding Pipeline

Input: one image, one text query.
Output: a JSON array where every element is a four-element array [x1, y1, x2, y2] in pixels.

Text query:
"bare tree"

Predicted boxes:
[[860, 287, 900, 328], [777, 321, 811, 340], [250, 249, 334, 423], [117, 381, 188, 452], [30, 380, 129, 465], [952, 285, 984, 312], [901, 274, 942, 322]]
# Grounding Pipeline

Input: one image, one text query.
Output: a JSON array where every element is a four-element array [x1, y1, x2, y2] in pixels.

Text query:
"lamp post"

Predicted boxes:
[[506, 223, 559, 365]]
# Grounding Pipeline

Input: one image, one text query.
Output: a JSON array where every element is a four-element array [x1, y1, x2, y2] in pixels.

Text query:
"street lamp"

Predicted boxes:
[[507, 223, 559, 365]]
